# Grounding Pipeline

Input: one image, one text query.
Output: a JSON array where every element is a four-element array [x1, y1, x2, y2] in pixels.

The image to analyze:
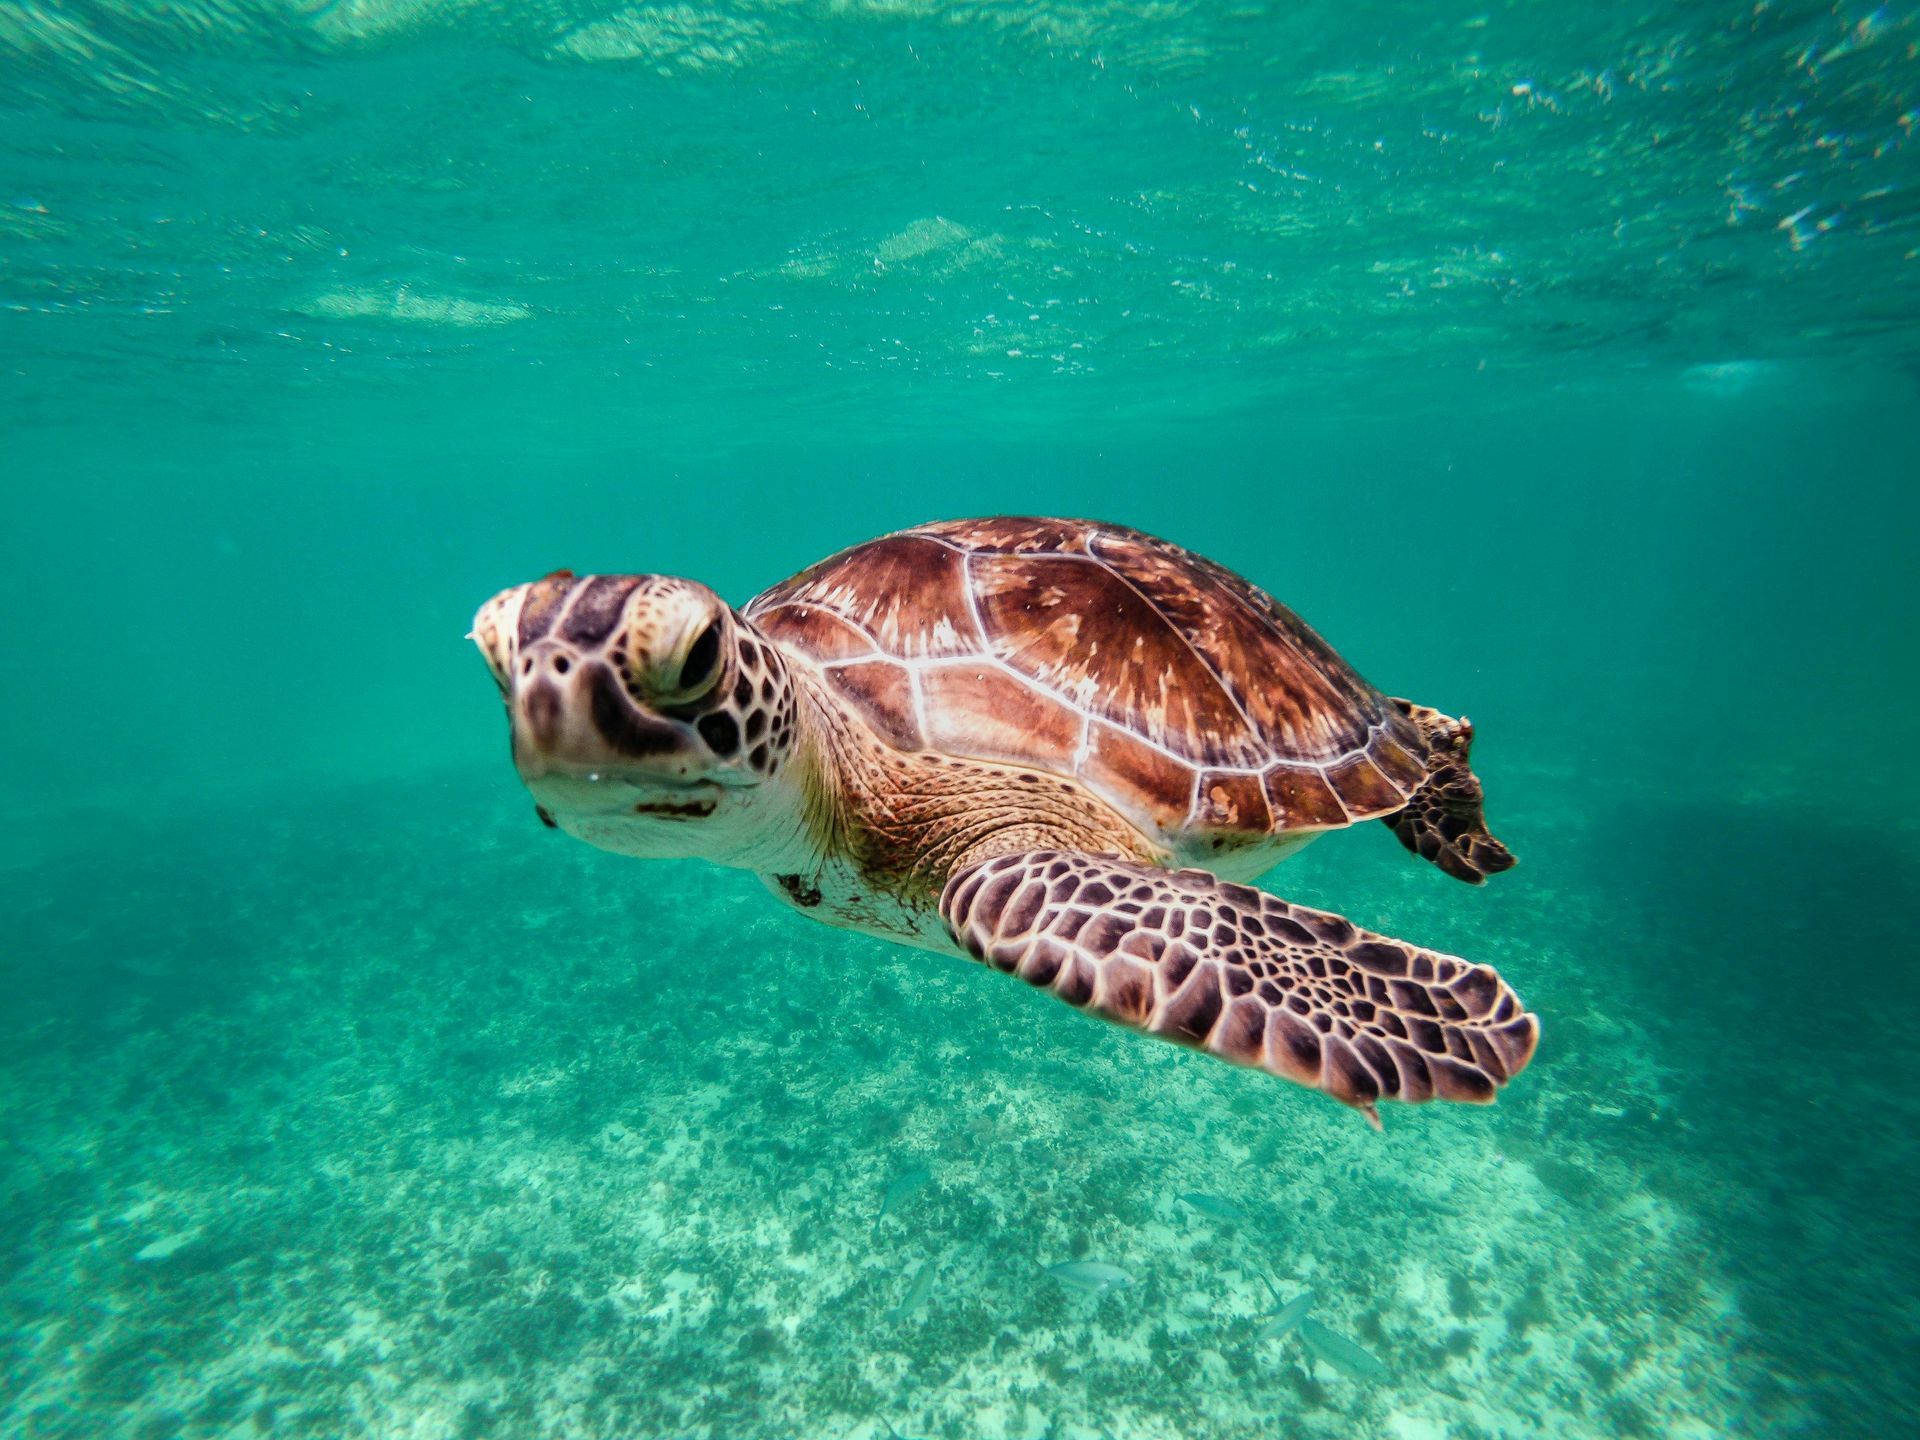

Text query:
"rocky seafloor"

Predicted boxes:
[[3, 763, 1912, 1439]]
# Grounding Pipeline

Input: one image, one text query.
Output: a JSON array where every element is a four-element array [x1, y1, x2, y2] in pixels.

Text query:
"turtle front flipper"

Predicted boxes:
[[939, 851, 1537, 1125], [1383, 699, 1516, 885]]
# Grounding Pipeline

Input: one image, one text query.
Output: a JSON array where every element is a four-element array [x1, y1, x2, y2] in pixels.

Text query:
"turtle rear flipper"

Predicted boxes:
[[940, 850, 1537, 1126], [1384, 700, 1515, 885]]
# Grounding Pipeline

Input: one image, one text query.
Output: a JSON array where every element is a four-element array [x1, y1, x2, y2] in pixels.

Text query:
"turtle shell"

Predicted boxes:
[[744, 517, 1428, 842]]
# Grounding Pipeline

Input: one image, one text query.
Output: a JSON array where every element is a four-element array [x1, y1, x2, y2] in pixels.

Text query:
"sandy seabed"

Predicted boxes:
[[3, 766, 1904, 1439]]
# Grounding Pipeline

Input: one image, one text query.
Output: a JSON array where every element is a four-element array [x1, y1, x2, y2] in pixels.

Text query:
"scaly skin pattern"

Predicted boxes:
[[938, 851, 1539, 1124], [763, 662, 1159, 947], [1383, 700, 1517, 885]]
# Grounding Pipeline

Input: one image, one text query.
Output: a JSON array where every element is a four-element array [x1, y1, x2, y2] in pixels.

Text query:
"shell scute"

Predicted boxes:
[[753, 601, 873, 661], [1263, 765, 1351, 829], [1080, 723, 1192, 834], [762, 533, 977, 659], [972, 549, 1258, 766], [1325, 754, 1412, 815], [824, 660, 921, 750], [920, 662, 1080, 766], [1367, 728, 1430, 792], [1196, 771, 1272, 832]]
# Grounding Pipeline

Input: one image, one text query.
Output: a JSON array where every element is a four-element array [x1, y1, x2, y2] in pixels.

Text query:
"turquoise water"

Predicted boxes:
[[4, 2, 1918, 1437]]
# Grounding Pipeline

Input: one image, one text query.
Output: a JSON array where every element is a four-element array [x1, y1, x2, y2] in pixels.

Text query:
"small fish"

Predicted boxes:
[[885, 1259, 937, 1322], [1046, 1261, 1135, 1294], [1178, 1192, 1246, 1222], [1256, 1290, 1314, 1342], [134, 1229, 201, 1264], [1257, 1267, 1286, 1305], [873, 1164, 932, 1230], [1298, 1317, 1388, 1381]]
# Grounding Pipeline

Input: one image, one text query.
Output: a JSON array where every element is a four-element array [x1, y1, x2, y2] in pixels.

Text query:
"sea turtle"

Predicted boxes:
[[471, 517, 1536, 1125]]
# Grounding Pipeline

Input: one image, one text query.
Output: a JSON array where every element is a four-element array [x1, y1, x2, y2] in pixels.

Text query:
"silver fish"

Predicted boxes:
[[1046, 1261, 1135, 1294], [873, 1164, 932, 1230], [1256, 1290, 1314, 1342], [1298, 1317, 1388, 1381], [1178, 1192, 1247, 1221], [885, 1259, 937, 1322]]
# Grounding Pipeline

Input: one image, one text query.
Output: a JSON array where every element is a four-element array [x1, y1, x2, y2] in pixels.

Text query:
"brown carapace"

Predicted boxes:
[[747, 517, 1513, 868], [476, 516, 1536, 1127]]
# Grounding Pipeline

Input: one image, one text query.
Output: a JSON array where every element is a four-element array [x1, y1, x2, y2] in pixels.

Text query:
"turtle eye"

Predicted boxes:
[[674, 619, 723, 699]]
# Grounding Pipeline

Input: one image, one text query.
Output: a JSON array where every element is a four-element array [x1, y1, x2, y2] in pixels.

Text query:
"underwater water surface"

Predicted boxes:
[[3, 2, 1918, 1438]]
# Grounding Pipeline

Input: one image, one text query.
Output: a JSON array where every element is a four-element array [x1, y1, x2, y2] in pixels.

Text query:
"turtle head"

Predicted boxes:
[[471, 572, 801, 860]]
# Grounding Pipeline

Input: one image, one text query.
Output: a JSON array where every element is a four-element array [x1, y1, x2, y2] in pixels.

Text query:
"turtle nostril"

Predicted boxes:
[[520, 656, 533, 676], [553, 655, 571, 675]]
